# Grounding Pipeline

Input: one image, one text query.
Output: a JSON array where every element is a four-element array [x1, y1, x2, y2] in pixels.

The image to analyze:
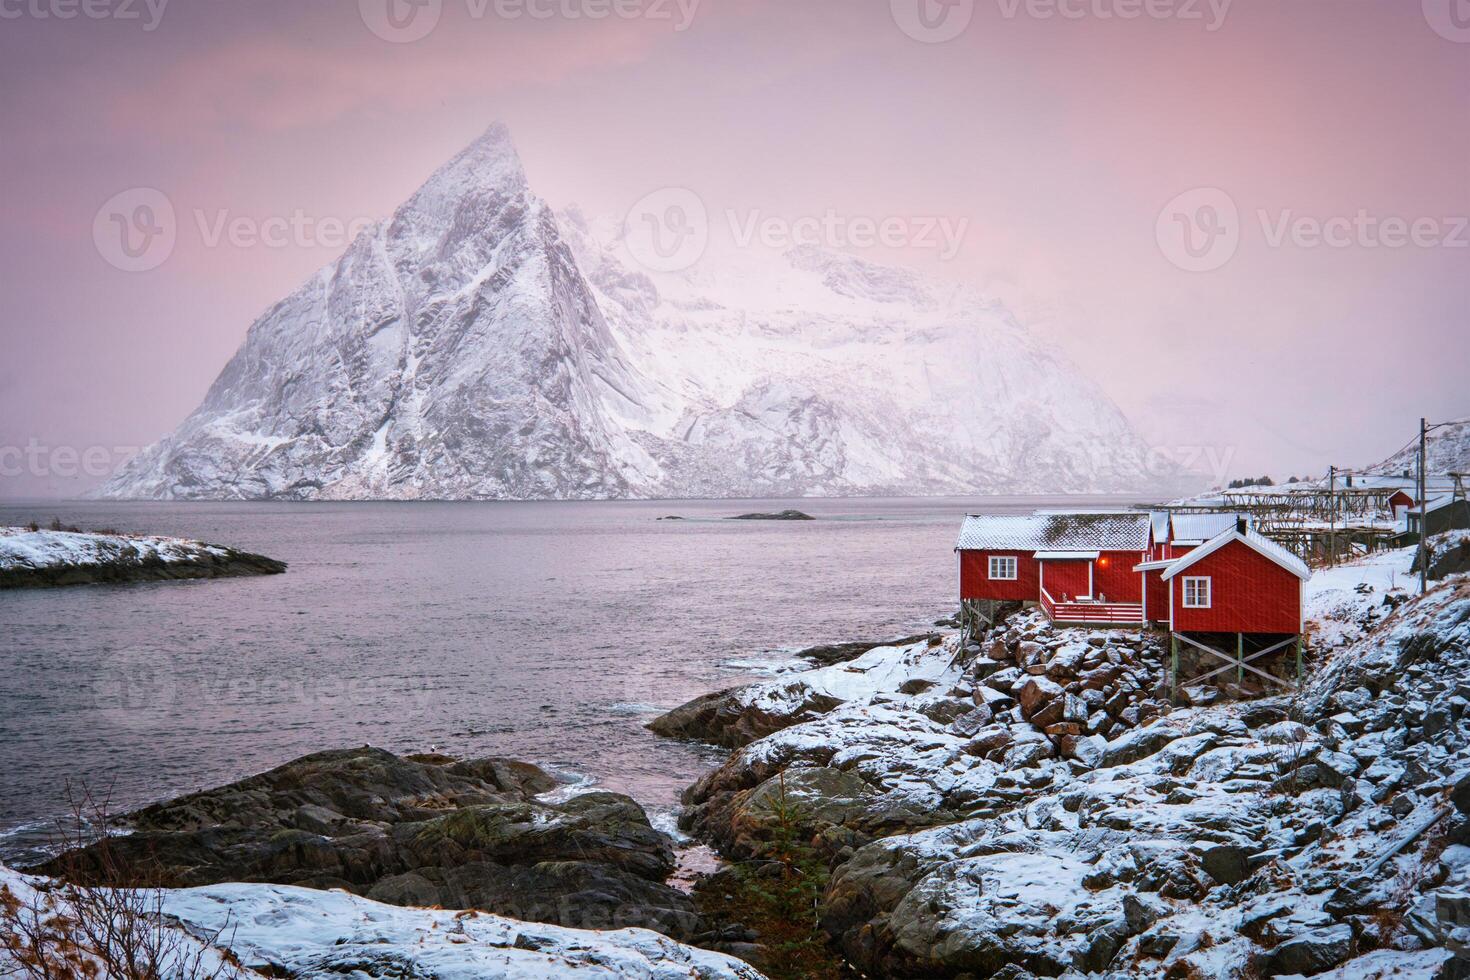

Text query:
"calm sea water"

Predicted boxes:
[[0, 495, 1142, 861]]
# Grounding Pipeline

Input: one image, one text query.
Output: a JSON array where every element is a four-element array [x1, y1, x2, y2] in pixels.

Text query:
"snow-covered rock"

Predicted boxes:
[[651, 635, 965, 747], [0, 526, 285, 587], [1368, 417, 1470, 477], [816, 582, 1470, 977], [0, 865, 765, 979], [100, 124, 1164, 501]]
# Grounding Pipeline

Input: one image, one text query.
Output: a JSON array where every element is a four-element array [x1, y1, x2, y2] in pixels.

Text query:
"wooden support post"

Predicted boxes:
[[1295, 637, 1303, 685], [1237, 633, 1244, 684], [1170, 633, 1179, 695]]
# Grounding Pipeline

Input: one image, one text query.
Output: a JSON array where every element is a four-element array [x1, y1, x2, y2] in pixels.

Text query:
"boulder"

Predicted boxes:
[[36, 747, 700, 939], [1267, 923, 1354, 975], [1018, 676, 1066, 718]]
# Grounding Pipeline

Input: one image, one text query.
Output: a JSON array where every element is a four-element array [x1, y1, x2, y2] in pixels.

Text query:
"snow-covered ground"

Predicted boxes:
[[1304, 546, 1417, 648], [0, 865, 765, 979], [0, 527, 231, 572]]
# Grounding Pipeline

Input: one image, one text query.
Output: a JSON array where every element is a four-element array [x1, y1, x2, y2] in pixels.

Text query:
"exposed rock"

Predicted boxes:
[[34, 747, 701, 940], [1267, 923, 1354, 975], [0, 526, 286, 589], [650, 635, 966, 748], [727, 510, 816, 521]]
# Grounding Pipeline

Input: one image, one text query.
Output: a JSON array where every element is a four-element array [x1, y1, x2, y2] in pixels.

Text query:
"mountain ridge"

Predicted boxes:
[[101, 124, 1171, 501]]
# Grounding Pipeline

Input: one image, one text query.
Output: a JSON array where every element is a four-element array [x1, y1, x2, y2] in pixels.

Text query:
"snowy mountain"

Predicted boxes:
[[1366, 417, 1470, 477], [102, 124, 1164, 501]]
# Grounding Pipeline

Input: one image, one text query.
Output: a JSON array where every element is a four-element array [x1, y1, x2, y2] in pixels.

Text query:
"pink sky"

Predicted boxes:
[[1, 0, 1466, 496]]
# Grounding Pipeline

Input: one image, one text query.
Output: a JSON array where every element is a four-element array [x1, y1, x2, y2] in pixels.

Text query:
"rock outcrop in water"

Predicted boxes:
[[0, 526, 285, 588], [658, 553, 1470, 977], [34, 747, 703, 941]]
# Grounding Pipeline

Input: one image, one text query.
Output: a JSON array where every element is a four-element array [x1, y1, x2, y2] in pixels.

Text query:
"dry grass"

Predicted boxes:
[[0, 788, 244, 980]]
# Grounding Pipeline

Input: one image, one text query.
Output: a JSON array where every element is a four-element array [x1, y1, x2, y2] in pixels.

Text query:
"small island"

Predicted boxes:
[[726, 510, 815, 521], [0, 524, 287, 589]]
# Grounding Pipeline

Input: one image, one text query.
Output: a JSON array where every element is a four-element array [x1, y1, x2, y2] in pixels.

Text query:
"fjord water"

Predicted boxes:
[[0, 496, 1140, 858]]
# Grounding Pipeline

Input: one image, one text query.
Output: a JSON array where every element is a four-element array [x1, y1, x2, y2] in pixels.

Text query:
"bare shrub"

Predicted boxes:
[[0, 787, 244, 980]]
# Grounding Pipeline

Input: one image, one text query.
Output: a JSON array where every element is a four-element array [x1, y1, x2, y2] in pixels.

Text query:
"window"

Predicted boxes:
[[1182, 576, 1212, 608], [988, 556, 1018, 580]]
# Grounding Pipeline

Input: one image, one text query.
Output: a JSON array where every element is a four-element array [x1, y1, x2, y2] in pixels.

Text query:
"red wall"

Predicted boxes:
[[1144, 568, 1169, 622], [1171, 540, 1301, 634], [1040, 560, 1090, 601], [959, 550, 1038, 602], [1094, 550, 1144, 602]]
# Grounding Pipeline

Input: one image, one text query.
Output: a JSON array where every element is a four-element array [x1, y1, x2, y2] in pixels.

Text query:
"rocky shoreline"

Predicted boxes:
[[0, 526, 286, 588], [647, 553, 1470, 978]]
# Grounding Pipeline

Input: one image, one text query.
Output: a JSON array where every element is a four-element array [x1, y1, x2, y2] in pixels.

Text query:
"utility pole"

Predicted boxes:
[[1328, 465, 1336, 567], [1419, 417, 1428, 595]]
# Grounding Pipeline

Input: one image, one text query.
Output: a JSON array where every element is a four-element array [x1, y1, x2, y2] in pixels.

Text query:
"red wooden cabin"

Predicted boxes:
[[1136, 512, 1249, 624], [956, 512, 1152, 626], [1159, 521, 1309, 635]]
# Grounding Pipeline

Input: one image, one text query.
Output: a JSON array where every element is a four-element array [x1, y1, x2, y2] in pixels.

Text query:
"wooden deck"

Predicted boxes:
[[1040, 588, 1145, 626]]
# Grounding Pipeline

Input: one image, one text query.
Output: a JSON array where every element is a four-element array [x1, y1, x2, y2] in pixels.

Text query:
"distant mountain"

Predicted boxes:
[[1366, 417, 1470, 477], [101, 125, 1165, 501]]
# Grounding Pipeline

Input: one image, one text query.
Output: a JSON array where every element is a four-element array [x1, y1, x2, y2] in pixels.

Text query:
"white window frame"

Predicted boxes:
[[988, 555, 1018, 581], [1182, 576, 1212, 608]]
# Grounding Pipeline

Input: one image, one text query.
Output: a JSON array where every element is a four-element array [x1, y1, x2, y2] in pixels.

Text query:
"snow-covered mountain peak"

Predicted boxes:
[[101, 126, 1165, 500]]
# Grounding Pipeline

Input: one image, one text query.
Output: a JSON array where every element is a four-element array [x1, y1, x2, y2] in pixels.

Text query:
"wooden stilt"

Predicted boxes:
[[1237, 633, 1244, 684]]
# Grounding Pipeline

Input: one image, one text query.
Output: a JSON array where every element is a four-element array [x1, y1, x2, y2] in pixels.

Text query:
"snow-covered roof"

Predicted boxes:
[[956, 512, 1150, 552], [1034, 550, 1100, 560], [1169, 512, 1248, 542], [1160, 526, 1311, 581]]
